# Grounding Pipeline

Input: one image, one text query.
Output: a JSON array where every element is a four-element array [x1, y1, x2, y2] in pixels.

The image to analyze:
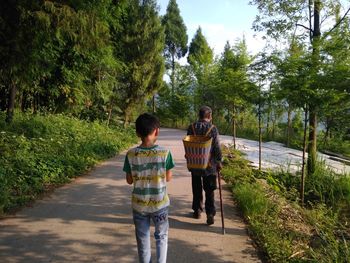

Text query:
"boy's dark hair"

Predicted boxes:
[[135, 113, 160, 138], [199, 106, 212, 119]]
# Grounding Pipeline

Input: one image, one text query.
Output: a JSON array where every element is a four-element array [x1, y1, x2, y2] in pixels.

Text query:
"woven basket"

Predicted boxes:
[[183, 124, 214, 170]]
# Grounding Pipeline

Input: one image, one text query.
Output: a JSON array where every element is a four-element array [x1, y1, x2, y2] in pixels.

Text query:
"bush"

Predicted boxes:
[[0, 112, 137, 214], [222, 146, 350, 262]]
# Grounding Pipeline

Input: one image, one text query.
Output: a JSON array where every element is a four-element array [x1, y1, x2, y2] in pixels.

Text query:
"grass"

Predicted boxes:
[[221, 146, 350, 262], [0, 112, 137, 215]]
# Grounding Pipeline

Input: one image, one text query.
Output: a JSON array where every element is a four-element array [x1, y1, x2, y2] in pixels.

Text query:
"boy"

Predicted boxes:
[[123, 113, 174, 263]]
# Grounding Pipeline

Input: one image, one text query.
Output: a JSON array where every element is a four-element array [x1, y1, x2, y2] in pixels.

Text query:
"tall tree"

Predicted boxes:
[[162, 0, 188, 92], [0, 0, 120, 120], [115, 0, 165, 126], [188, 27, 213, 76], [250, 0, 350, 174], [187, 27, 215, 112], [0, 0, 40, 122], [219, 39, 252, 148]]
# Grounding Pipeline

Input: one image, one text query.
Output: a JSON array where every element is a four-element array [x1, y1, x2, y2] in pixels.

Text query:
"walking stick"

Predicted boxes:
[[218, 171, 225, 235]]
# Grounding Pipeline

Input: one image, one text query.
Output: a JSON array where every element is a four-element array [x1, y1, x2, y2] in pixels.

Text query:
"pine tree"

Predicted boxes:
[[115, 0, 165, 126], [188, 27, 213, 78], [162, 0, 188, 92]]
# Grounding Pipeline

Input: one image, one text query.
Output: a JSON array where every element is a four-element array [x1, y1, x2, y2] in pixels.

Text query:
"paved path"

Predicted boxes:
[[0, 128, 260, 263]]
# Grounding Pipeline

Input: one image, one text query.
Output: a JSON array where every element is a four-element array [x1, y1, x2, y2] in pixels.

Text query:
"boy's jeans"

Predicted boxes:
[[133, 206, 169, 263]]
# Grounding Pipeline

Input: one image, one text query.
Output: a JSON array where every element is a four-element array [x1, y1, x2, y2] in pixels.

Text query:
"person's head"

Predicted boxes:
[[198, 106, 212, 121], [135, 113, 160, 142]]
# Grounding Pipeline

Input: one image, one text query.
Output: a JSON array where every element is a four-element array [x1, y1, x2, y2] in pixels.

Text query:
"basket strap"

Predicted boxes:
[[205, 125, 215, 137], [192, 123, 196, 136]]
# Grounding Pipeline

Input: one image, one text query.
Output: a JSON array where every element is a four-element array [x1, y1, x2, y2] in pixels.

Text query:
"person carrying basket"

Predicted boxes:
[[184, 106, 223, 225]]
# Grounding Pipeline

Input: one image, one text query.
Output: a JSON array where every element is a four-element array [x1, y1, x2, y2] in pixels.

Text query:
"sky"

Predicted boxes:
[[158, 0, 266, 58]]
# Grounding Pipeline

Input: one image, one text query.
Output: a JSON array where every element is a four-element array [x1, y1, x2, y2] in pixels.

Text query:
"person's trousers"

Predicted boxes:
[[191, 172, 217, 216], [133, 207, 169, 263]]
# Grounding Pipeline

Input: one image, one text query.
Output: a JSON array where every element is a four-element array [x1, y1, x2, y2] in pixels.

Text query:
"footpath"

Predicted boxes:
[[0, 128, 260, 263]]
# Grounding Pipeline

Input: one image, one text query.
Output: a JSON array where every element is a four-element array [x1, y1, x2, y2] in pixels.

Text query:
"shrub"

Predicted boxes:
[[222, 146, 350, 262], [0, 112, 137, 214]]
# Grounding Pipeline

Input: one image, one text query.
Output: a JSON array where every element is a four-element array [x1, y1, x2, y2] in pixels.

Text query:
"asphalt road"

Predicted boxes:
[[0, 128, 260, 263]]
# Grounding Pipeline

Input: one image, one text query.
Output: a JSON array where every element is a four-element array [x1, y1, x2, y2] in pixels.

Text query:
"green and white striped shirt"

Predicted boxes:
[[123, 145, 175, 213]]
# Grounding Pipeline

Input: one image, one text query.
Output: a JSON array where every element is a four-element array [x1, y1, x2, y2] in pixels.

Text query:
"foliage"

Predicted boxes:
[[115, 0, 165, 126], [250, 0, 350, 174], [222, 146, 350, 262], [0, 0, 167, 125], [187, 27, 213, 77], [162, 0, 188, 71], [0, 112, 137, 215], [157, 64, 194, 126]]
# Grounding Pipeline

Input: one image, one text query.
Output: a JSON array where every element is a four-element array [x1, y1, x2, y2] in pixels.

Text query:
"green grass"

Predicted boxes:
[[222, 146, 350, 263], [0, 112, 137, 215]]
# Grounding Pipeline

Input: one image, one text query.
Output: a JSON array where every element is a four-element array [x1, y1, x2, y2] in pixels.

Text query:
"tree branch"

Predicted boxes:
[[296, 23, 313, 32], [327, 7, 350, 35]]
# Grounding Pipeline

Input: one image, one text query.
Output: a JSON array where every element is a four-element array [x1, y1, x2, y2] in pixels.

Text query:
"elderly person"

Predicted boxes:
[[187, 106, 222, 225]]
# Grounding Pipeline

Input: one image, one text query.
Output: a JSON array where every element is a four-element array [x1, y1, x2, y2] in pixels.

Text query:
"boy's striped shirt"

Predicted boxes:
[[123, 145, 174, 213]]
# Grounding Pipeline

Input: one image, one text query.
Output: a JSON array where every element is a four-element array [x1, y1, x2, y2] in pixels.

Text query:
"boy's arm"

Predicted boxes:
[[165, 151, 175, 182], [166, 170, 172, 182], [126, 173, 133, 184], [123, 154, 133, 184]]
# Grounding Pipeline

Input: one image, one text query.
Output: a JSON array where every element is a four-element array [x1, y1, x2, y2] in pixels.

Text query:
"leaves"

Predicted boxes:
[[0, 112, 137, 214]]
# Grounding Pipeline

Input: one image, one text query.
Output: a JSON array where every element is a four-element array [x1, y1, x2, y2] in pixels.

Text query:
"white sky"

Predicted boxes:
[[158, 0, 267, 59]]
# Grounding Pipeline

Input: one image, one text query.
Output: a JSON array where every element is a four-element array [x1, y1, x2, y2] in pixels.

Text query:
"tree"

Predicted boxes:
[[188, 27, 213, 77], [157, 64, 194, 126], [250, 0, 350, 174], [318, 11, 350, 143], [114, 0, 165, 126], [0, 0, 40, 122], [162, 0, 188, 92], [218, 39, 252, 148], [0, 0, 120, 121], [187, 27, 215, 112]]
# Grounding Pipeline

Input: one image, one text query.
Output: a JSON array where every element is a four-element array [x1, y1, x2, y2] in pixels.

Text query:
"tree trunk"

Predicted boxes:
[[307, 110, 317, 174], [5, 82, 17, 123], [107, 104, 113, 127], [33, 93, 38, 114], [266, 110, 270, 140], [258, 99, 262, 171], [301, 107, 308, 206], [307, 0, 321, 175], [287, 106, 292, 147], [232, 103, 236, 149], [21, 91, 26, 112], [171, 53, 175, 94], [123, 108, 131, 128], [272, 113, 276, 140], [152, 95, 156, 114]]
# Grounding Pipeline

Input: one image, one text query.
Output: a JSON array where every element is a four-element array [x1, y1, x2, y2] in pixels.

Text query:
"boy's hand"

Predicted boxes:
[[126, 173, 133, 184]]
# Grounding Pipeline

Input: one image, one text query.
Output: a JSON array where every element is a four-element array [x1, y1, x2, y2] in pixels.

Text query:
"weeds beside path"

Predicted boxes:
[[221, 146, 350, 262], [0, 113, 137, 215], [0, 128, 261, 263]]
